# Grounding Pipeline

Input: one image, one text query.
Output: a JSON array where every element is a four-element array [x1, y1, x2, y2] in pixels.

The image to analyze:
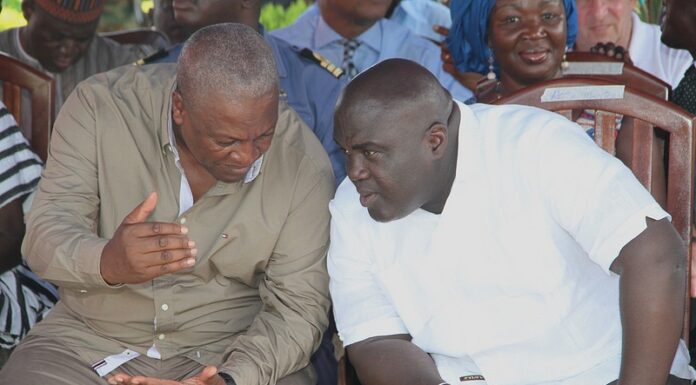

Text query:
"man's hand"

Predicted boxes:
[[100, 192, 197, 285], [107, 366, 226, 385]]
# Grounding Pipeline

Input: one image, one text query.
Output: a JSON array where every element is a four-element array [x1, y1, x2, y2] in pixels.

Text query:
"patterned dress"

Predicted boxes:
[[0, 103, 58, 350]]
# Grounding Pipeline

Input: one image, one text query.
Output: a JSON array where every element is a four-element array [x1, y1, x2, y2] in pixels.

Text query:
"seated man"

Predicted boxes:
[[661, 0, 696, 115], [0, 0, 156, 121], [0, 101, 58, 365], [329, 59, 693, 385], [574, 0, 692, 89], [144, 0, 347, 186], [0, 23, 333, 385], [271, 0, 473, 102]]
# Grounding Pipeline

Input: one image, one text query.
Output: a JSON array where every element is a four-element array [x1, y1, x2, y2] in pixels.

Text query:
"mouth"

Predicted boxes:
[[53, 56, 73, 71], [172, 0, 195, 12], [589, 25, 612, 35], [518, 49, 550, 64], [358, 191, 378, 207]]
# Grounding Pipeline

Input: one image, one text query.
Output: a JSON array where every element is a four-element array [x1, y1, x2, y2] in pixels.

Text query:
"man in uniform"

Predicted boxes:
[[143, 0, 347, 186], [0, 23, 333, 385]]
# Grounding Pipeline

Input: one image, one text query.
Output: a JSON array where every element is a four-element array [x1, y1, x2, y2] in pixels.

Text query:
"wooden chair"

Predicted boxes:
[[496, 77, 696, 341], [0, 52, 55, 162], [564, 51, 671, 100], [101, 28, 169, 50]]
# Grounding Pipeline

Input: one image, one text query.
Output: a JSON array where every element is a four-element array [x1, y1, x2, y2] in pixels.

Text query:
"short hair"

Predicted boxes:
[[176, 23, 278, 107]]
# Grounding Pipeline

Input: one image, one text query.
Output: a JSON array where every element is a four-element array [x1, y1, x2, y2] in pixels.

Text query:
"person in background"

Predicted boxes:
[[661, 0, 696, 115], [271, 0, 474, 102], [149, 0, 190, 46], [0, 0, 156, 121], [145, 0, 347, 187], [388, 0, 451, 43], [574, 0, 691, 89]]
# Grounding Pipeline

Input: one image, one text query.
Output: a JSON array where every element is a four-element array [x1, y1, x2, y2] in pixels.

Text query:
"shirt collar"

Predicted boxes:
[[315, 12, 383, 52], [162, 82, 263, 185]]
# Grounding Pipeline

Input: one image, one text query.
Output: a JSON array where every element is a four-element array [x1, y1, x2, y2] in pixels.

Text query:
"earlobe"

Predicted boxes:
[[21, 0, 34, 21], [171, 91, 185, 125], [427, 123, 448, 158]]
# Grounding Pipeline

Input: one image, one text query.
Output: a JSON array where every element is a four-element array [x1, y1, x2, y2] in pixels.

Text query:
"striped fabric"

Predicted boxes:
[[0, 103, 58, 349], [35, 0, 104, 24]]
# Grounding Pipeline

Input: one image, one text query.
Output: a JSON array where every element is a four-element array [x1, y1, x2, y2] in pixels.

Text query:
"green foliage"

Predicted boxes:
[[636, 0, 663, 25], [260, 0, 308, 31], [0, 0, 26, 30]]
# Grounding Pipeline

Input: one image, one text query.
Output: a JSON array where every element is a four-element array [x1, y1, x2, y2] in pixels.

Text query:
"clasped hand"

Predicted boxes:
[[107, 365, 226, 385], [100, 192, 197, 285]]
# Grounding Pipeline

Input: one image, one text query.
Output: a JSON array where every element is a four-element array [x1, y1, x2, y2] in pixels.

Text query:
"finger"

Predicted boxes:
[[125, 376, 180, 385], [129, 222, 189, 238], [197, 366, 219, 383], [123, 192, 158, 225], [135, 235, 195, 253], [108, 373, 133, 384], [145, 256, 196, 279], [144, 246, 197, 266], [433, 24, 450, 37]]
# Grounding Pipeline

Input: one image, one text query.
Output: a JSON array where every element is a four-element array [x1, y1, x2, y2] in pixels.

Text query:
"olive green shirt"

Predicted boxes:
[[22, 63, 334, 385]]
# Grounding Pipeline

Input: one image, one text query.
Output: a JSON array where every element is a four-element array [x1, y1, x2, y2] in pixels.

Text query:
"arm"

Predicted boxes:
[[348, 335, 443, 385], [0, 198, 24, 273], [220, 159, 334, 385], [610, 217, 686, 385]]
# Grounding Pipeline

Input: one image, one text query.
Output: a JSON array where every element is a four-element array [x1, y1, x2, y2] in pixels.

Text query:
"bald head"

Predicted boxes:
[[177, 23, 278, 108], [334, 59, 460, 222], [335, 59, 453, 140]]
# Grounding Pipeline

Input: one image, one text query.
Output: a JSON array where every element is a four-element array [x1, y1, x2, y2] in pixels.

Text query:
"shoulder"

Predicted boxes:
[[380, 18, 440, 56], [288, 42, 345, 79], [271, 5, 320, 42]]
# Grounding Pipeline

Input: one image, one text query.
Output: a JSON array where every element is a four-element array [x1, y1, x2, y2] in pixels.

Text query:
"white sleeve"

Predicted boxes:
[[534, 118, 669, 273], [328, 186, 409, 346]]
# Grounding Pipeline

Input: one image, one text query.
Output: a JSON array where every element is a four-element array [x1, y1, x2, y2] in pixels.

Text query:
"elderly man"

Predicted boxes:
[[144, 0, 347, 186], [271, 0, 473, 102], [0, 23, 333, 385], [0, 0, 155, 117], [328, 59, 692, 385], [574, 0, 691, 89]]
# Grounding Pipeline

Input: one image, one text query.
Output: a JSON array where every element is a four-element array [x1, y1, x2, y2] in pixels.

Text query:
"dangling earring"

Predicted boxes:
[[487, 53, 496, 80], [561, 47, 569, 71]]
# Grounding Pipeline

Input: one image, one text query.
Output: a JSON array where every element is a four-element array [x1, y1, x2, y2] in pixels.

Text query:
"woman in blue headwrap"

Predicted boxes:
[[446, 0, 578, 102]]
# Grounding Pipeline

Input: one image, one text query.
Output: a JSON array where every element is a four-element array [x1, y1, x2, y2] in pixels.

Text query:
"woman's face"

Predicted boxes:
[[488, 0, 567, 91]]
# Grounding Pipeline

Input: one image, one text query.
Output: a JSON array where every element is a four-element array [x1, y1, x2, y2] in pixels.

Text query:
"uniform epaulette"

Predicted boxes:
[[299, 48, 344, 78], [133, 49, 168, 66]]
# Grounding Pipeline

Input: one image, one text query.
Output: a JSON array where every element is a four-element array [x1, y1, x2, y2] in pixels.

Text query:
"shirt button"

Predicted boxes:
[[161, 304, 169, 311], [180, 217, 187, 224], [158, 334, 165, 340]]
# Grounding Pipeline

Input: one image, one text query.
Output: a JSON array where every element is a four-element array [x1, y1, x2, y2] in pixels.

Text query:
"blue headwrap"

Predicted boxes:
[[447, 0, 578, 75]]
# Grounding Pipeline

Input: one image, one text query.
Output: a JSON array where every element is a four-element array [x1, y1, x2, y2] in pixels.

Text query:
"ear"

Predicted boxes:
[[171, 90, 186, 126], [425, 123, 448, 159], [22, 0, 35, 21]]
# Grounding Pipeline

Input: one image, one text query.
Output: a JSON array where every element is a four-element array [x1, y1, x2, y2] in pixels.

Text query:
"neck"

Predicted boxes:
[[319, 4, 376, 39]]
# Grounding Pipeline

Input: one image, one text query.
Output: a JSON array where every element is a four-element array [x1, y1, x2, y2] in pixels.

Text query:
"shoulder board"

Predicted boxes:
[[133, 49, 168, 66], [299, 48, 344, 78]]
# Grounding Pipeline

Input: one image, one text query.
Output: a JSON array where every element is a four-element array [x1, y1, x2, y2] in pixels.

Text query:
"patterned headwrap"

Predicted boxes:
[[447, 0, 578, 75], [35, 0, 104, 24]]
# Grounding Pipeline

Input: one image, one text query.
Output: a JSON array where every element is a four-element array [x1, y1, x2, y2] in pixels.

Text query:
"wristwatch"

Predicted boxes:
[[218, 372, 236, 385]]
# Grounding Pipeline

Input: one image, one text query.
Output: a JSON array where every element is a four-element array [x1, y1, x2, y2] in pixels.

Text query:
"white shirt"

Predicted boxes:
[[328, 102, 692, 385], [629, 12, 693, 89]]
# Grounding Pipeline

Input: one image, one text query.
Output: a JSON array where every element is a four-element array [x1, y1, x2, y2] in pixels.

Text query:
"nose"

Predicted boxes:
[[57, 39, 78, 55], [230, 141, 259, 168], [586, 0, 608, 18], [521, 17, 548, 40], [346, 154, 369, 182]]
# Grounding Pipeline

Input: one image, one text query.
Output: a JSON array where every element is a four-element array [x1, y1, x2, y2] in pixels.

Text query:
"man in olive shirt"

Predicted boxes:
[[0, 23, 333, 385]]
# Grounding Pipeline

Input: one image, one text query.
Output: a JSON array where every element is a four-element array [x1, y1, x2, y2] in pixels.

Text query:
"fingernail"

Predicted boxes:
[[188, 240, 196, 247], [181, 226, 189, 234], [191, 248, 198, 257], [186, 258, 195, 266]]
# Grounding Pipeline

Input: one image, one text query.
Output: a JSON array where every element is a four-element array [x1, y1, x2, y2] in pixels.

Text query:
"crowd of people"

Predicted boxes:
[[0, 0, 695, 384]]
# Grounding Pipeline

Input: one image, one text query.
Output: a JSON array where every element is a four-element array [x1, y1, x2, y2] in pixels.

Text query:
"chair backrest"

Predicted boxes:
[[564, 51, 671, 100], [0, 52, 55, 163], [101, 28, 169, 51], [496, 77, 696, 341]]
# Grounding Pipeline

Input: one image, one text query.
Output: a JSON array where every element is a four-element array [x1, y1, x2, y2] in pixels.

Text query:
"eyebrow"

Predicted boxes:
[[350, 141, 388, 151]]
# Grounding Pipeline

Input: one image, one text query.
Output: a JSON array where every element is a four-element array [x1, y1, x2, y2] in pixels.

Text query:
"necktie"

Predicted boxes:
[[341, 38, 361, 78], [672, 65, 696, 115]]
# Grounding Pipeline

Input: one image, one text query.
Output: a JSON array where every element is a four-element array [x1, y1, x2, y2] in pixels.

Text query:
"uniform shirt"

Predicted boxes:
[[328, 101, 693, 385], [271, 5, 474, 103], [22, 63, 334, 385], [389, 0, 451, 43], [628, 12, 692, 89], [148, 31, 347, 186]]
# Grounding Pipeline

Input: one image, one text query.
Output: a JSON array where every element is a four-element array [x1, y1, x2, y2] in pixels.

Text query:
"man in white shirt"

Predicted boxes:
[[329, 58, 692, 385], [574, 0, 691, 89]]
